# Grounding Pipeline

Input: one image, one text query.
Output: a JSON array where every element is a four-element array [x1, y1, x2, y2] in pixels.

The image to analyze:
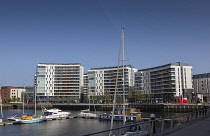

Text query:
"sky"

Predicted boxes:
[[0, 0, 210, 86]]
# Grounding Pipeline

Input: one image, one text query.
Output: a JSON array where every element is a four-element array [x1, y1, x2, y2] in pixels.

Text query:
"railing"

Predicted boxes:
[[83, 108, 210, 136]]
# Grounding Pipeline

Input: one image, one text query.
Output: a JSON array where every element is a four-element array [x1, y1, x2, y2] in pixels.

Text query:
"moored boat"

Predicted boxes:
[[42, 107, 71, 119], [20, 115, 45, 124], [77, 109, 98, 118], [19, 84, 45, 124], [100, 107, 141, 121], [7, 114, 22, 121]]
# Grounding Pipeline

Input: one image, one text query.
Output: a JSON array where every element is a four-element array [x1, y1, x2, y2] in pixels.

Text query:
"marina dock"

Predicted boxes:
[[0, 120, 19, 126]]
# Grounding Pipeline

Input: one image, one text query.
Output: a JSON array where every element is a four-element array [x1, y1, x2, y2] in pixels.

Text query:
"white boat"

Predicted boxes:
[[7, 114, 22, 121], [78, 109, 98, 118], [42, 107, 71, 119]]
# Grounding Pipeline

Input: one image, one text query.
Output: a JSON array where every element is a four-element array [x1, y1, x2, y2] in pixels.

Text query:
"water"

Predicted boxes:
[[0, 109, 179, 136]]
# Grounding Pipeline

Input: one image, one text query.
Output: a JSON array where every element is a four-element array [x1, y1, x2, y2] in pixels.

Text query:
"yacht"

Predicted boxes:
[[42, 107, 71, 119], [77, 109, 98, 118], [7, 114, 22, 121]]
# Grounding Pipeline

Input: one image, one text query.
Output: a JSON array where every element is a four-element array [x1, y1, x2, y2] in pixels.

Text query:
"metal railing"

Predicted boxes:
[[83, 108, 210, 136]]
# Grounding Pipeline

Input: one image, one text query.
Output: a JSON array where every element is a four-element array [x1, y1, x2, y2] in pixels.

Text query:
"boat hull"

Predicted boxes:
[[20, 117, 45, 124]]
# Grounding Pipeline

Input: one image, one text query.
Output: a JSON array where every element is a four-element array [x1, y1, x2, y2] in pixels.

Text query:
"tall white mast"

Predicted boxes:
[[121, 27, 126, 125], [0, 94, 3, 120], [23, 84, 25, 114], [110, 27, 126, 135], [34, 84, 37, 116]]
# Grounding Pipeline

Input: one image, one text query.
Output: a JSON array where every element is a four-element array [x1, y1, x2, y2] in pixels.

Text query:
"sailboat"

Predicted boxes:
[[7, 86, 25, 122], [20, 85, 45, 124], [99, 27, 141, 123], [77, 96, 98, 118]]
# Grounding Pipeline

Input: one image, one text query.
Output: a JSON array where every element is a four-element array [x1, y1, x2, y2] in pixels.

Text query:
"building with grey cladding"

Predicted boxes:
[[135, 62, 193, 102], [87, 65, 137, 101], [193, 73, 210, 103]]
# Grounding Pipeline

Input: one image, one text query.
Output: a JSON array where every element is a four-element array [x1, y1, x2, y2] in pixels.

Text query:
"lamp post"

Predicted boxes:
[[191, 91, 194, 103]]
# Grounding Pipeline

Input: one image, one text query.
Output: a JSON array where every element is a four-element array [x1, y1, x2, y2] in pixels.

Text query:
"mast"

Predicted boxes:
[[121, 27, 126, 125], [34, 84, 37, 116], [0, 94, 3, 119], [110, 27, 126, 135], [23, 85, 25, 114]]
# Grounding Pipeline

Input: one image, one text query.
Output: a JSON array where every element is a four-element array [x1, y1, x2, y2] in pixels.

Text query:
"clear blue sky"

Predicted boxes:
[[0, 0, 210, 86]]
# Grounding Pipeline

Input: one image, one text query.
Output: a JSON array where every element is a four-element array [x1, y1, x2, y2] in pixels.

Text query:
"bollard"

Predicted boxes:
[[150, 113, 156, 134], [160, 118, 165, 133], [170, 117, 174, 128]]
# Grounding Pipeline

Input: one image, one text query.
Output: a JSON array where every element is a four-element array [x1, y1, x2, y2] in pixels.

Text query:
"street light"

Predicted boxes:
[[191, 91, 194, 103]]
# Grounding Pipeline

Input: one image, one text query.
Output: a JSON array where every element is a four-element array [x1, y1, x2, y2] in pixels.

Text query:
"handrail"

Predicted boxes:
[[82, 108, 210, 136]]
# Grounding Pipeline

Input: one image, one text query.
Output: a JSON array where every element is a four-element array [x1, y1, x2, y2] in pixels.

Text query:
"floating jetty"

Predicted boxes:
[[0, 120, 19, 126], [44, 116, 74, 121]]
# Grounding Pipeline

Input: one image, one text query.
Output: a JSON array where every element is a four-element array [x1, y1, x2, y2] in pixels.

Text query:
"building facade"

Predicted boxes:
[[81, 73, 88, 103], [135, 62, 193, 102], [10, 88, 26, 101], [87, 65, 138, 102], [0, 86, 15, 102], [35, 63, 84, 102], [193, 73, 210, 103]]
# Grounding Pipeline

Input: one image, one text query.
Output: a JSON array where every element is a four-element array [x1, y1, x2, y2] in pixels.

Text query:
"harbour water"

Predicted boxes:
[[0, 109, 179, 136]]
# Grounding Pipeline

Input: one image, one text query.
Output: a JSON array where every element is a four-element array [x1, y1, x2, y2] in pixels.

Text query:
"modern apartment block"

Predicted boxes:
[[34, 63, 84, 102], [193, 73, 210, 103], [87, 65, 138, 101], [135, 62, 193, 102], [10, 88, 26, 101]]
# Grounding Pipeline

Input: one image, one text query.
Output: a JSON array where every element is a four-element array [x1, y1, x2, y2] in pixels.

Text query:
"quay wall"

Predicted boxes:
[[53, 104, 209, 112], [3, 103, 209, 112]]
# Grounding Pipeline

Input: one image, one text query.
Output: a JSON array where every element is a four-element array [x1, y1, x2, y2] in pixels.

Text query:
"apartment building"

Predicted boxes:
[[193, 73, 210, 103], [87, 65, 138, 102], [35, 63, 84, 102], [135, 62, 193, 102], [0, 86, 15, 101], [10, 88, 26, 101]]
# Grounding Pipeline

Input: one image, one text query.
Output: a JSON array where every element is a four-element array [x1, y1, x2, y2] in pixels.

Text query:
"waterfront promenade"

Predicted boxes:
[[163, 116, 210, 136]]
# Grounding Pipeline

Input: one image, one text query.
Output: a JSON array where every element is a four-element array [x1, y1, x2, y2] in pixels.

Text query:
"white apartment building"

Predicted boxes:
[[88, 65, 138, 101], [10, 88, 26, 101], [35, 63, 84, 102], [135, 62, 193, 102]]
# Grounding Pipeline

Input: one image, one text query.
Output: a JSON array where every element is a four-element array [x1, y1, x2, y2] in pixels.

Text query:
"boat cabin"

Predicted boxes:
[[115, 107, 141, 120]]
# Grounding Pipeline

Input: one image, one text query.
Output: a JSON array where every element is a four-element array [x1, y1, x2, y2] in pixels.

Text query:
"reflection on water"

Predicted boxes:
[[0, 109, 180, 136]]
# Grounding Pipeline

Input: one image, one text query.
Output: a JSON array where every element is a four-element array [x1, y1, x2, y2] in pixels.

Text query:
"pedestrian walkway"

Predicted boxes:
[[165, 117, 210, 136]]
